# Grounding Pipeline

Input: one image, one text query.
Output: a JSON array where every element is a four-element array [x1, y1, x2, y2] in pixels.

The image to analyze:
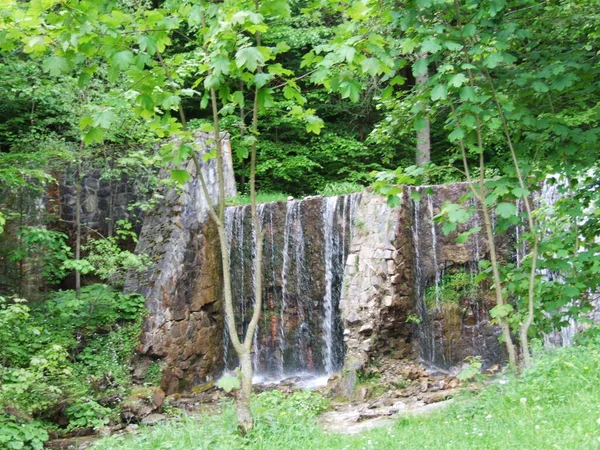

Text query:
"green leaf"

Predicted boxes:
[[162, 95, 181, 110], [490, 304, 513, 319], [361, 57, 383, 76], [410, 190, 422, 202], [462, 24, 476, 37], [79, 116, 93, 130], [305, 115, 324, 134], [235, 47, 265, 72], [512, 187, 530, 198], [449, 73, 468, 88], [448, 128, 465, 142], [216, 375, 240, 393], [412, 58, 428, 76], [338, 45, 356, 63], [42, 56, 69, 76], [442, 221, 457, 235], [484, 53, 504, 69], [460, 86, 478, 102], [495, 202, 517, 218], [83, 128, 104, 145], [340, 80, 361, 103], [93, 109, 117, 129], [421, 38, 442, 54], [430, 84, 448, 101], [212, 56, 230, 76], [113, 50, 134, 70], [387, 195, 402, 208], [254, 73, 272, 88], [532, 81, 549, 93], [171, 170, 191, 184], [401, 38, 417, 54], [260, 0, 291, 18]]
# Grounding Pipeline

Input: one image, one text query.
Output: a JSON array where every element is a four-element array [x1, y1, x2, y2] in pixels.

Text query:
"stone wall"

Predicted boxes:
[[60, 169, 144, 237], [340, 190, 416, 371], [124, 133, 236, 394]]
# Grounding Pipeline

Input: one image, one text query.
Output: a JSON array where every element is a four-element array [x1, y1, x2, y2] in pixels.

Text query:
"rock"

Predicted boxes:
[[191, 380, 214, 394], [125, 424, 139, 433], [141, 413, 167, 426], [123, 132, 237, 394], [98, 427, 112, 438], [44, 437, 98, 450], [121, 387, 165, 422], [358, 387, 369, 401]]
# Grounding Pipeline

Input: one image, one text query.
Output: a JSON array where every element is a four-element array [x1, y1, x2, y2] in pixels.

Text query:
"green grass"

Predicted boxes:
[[93, 330, 600, 449], [225, 192, 289, 206], [317, 181, 365, 197]]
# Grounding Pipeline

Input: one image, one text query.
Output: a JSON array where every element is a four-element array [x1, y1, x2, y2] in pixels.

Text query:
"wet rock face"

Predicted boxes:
[[124, 133, 236, 394], [408, 183, 508, 368], [224, 194, 361, 379]]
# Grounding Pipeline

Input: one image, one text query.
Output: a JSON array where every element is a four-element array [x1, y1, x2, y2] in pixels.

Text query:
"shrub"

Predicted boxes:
[[0, 414, 48, 450]]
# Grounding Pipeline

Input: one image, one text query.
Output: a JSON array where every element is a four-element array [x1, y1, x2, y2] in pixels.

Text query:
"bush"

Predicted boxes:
[[0, 285, 146, 441], [0, 414, 48, 450]]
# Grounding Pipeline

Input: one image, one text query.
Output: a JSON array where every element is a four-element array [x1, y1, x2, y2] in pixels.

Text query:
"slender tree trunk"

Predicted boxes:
[[450, 102, 518, 367], [415, 53, 430, 166], [485, 70, 538, 365], [236, 350, 254, 432], [75, 160, 82, 299]]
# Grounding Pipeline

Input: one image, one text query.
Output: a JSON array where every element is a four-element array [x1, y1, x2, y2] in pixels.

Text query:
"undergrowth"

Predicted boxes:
[[94, 328, 600, 450], [0, 286, 146, 449]]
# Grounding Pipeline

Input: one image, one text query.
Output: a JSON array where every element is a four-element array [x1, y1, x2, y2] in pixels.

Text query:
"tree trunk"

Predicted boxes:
[[236, 351, 254, 434], [415, 54, 430, 166], [75, 161, 82, 299]]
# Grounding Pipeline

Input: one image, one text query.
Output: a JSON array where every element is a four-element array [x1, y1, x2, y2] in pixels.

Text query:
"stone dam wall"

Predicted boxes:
[[129, 176, 512, 393]]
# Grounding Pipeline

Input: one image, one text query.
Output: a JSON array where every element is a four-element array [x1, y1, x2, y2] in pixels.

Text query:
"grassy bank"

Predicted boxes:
[[94, 330, 600, 450]]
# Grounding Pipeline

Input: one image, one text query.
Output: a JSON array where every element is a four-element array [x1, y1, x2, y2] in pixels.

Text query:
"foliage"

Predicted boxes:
[[0, 414, 48, 450], [225, 192, 289, 206], [143, 361, 165, 387], [424, 270, 476, 309], [216, 374, 241, 393], [0, 285, 145, 441], [43, 284, 146, 334], [317, 181, 364, 197], [94, 330, 600, 449], [456, 356, 483, 381], [74, 220, 150, 288], [9, 227, 72, 285]]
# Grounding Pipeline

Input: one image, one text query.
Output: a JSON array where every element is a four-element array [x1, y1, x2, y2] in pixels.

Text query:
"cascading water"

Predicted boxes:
[[411, 184, 504, 369], [223, 193, 361, 384], [322, 196, 339, 374]]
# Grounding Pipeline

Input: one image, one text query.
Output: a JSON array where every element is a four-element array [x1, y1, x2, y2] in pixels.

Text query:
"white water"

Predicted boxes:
[[322, 196, 339, 374], [427, 192, 441, 307]]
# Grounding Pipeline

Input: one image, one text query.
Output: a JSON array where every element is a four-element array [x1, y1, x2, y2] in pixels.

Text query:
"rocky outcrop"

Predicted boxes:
[[124, 132, 236, 394], [340, 190, 415, 372]]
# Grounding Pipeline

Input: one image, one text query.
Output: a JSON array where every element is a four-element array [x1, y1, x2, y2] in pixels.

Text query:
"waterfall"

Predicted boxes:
[[427, 193, 441, 307], [223, 193, 360, 384], [322, 196, 339, 374], [410, 187, 435, 363]]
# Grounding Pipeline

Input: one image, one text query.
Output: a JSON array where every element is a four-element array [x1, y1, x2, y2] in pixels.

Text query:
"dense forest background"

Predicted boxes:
[[0, 0, 599, 447]]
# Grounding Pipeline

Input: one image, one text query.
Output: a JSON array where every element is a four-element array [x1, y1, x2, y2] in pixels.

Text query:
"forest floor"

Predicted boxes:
[[71, 330, 600, 449]]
